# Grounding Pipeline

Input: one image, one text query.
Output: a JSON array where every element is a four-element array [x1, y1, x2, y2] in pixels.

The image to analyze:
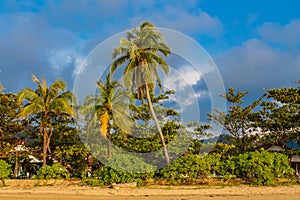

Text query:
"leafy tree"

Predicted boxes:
[[109, 90, 183, 166], [186, 122, 211, 154], [0, 160, 11, 186], [208, 88, 263, 153], [17, 74, 75, 166], [80, 73, 133, 158], [49, 115, 89, 175], [0, 92, 23, 159], [111, 21, 171, 164], [253, 85, 300, 153]]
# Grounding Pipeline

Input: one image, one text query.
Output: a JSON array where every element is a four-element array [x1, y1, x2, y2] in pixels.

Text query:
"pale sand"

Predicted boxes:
[[0, 180, 299, 200]]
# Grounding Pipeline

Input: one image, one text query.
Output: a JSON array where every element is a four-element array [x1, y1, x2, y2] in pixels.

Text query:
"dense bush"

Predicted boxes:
[[83, 150, 295, 186], [223, 150, 294, 185], [159, 154, 219, 184], [157, 150, 295, 186], [83, 154, 155, 186], [0, 160, 11, 186], [35, 163, 70, 180]]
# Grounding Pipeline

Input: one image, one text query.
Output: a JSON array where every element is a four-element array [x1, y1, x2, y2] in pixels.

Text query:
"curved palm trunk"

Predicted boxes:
[[145, 84, 170, 164]]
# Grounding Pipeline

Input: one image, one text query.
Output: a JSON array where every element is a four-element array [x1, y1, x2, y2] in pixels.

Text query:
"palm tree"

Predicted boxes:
[[17, 74, 75, 166], [80, 73, 133, 158], [110, 21, 171, 164]]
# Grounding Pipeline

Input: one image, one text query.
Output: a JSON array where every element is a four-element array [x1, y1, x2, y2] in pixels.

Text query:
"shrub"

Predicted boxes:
[[226, 150, 294, 185], [0, 160, 11, 186], [35, 163, 70, 180], [84, 154, 155, 186], [159, 154, 219, 185], [158, 150, 294, 186]]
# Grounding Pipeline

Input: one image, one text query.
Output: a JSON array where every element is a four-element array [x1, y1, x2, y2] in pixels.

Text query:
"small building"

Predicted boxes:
[[291, 155, 300, 176]]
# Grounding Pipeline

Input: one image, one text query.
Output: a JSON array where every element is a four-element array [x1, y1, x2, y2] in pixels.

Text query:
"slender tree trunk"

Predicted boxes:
[[46, 126, 53, 154], [107, 132, 111, 158], [41, 116, 49, 167], [14, 152, 18, 178], [145, 84, 170, 164], [42, 126, 47, 166]]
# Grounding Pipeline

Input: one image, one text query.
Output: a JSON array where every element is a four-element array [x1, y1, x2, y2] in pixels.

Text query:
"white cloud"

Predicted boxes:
[[164, 65, 202, 91], [130, 6, 223, 37], [48, 49, 72, 70], [215, 39, 300, 90], [162, 65, 209, 112], [258, 20, 300, 47]]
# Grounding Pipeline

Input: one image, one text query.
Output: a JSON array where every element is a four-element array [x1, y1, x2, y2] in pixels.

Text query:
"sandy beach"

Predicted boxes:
[[0, 180, 299, 200]]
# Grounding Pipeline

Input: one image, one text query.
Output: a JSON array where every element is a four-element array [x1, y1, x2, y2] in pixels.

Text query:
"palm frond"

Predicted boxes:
[[31, 74, 40, 85], [17, 88, 43, 104], [110, 55, 129, 74], [17, 103, 43, 118], [50, 97, 75, 116]]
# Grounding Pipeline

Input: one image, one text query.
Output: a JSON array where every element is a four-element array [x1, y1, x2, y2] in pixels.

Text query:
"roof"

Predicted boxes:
[[266, 145, 284, 151], [291, 155, 300, 162], [28, 155, 42, 163]]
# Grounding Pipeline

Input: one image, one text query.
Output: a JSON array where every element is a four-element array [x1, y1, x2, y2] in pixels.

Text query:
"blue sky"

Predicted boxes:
[[1, 0, 300, 106]]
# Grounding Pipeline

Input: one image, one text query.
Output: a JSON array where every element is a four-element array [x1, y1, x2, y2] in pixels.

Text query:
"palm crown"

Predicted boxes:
[[111, 22, 171, 99]]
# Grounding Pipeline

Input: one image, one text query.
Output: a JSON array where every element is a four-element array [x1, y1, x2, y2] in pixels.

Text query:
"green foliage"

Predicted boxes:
[[159, 154, 218, 184], [208, 88, 263, 154], [0, 160, 12, 186], [35, 163, 70, 180], [83, 154, 155, 186], [82, 177, 104, 186], [253, 86, 300, 153], [111, 120, 179, 154], [158, 150, 294, 186], [224, 150, 294, 185], [273, 153, 294, 178], [0, 92, 23, 158]]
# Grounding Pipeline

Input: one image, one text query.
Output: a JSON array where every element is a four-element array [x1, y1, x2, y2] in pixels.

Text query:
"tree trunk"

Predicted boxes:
[[42, 126, 47, 166], [107, 132, 111, 158], [46, 126, 53, 154], [40, 122, 48, 166], [1, 179, 5, 186], [14, 152, 18, 178], [107, 120, 111, 158], [145, 84, 170, 164]]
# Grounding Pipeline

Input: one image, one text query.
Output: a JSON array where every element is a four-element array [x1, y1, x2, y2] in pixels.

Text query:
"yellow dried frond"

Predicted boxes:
[[100, 111, 110, 137]]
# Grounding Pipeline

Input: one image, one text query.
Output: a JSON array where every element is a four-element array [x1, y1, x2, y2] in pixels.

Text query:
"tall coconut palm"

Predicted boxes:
[[17, 74, 75, 166], [80, 73, 133, 158], [110, 21, 171, 164]]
